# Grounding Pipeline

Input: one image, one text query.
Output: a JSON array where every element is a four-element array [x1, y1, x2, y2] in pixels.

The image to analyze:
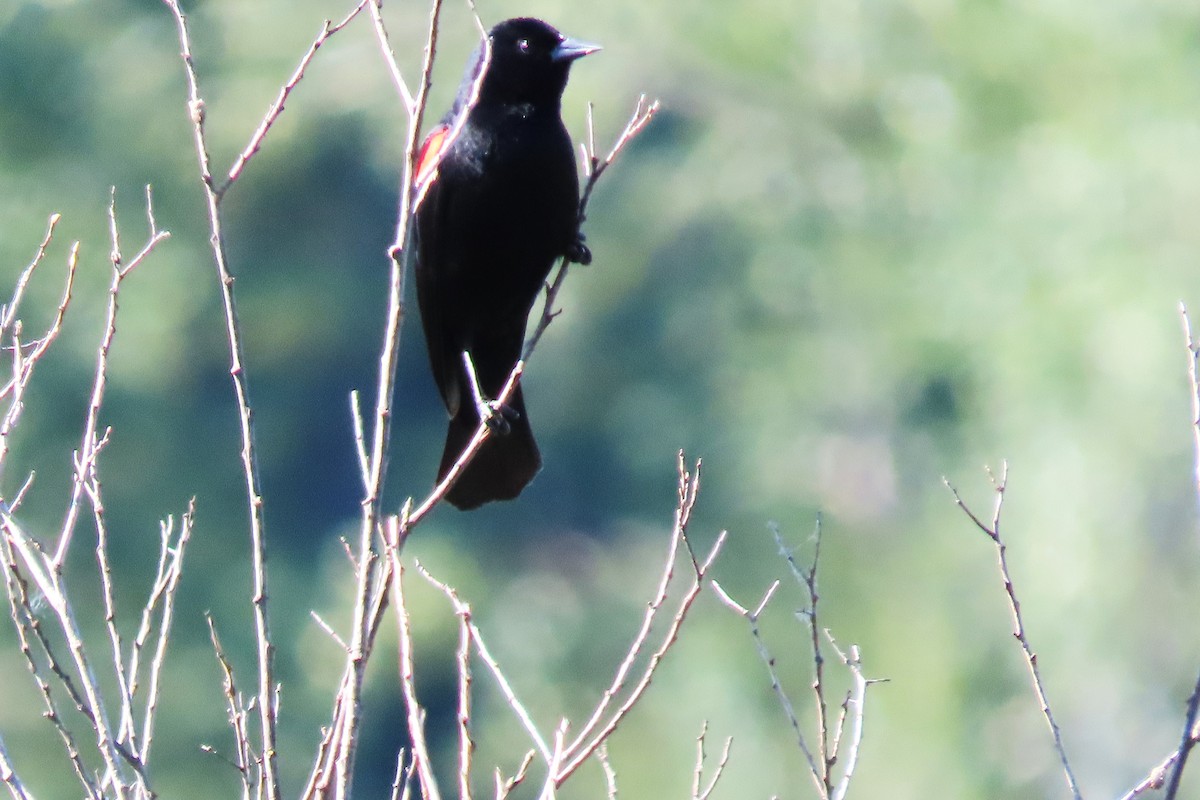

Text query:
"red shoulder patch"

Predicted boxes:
[[415, 123, 452, 191]]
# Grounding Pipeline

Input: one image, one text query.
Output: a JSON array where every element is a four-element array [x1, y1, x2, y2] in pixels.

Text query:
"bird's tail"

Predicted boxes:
[[437, 384, 541, 510]]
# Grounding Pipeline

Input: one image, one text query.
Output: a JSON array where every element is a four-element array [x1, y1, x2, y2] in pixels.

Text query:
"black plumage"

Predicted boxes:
[[413, 18, 598, 509]]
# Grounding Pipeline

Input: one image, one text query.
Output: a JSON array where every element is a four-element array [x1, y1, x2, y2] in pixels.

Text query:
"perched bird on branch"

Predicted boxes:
[[413, 17, 598, 509]]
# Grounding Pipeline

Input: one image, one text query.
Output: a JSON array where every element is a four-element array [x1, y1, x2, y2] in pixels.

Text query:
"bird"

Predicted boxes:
[[412, 17, 599, 510]]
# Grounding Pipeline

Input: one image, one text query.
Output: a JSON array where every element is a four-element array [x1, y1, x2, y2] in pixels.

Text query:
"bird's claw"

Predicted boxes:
[[567, 231, 592, 265]]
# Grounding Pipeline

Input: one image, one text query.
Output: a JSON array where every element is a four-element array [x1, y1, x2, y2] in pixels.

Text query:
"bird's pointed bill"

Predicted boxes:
[[552, 37, 601, 63]]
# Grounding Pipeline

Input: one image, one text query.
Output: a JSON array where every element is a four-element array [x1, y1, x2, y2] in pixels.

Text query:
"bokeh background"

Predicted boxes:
[[2, 0, 1200, 797]]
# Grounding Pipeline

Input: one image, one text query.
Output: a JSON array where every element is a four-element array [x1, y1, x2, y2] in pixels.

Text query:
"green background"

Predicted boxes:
[[1, 0, 1199, 797]]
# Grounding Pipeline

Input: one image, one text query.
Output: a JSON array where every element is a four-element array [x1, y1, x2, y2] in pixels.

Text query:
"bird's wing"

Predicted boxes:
[[413, 122, 463, 417]]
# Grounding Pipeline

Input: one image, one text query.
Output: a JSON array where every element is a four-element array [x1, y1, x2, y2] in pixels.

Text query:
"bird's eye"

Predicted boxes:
[[516, 38, 530, 52]]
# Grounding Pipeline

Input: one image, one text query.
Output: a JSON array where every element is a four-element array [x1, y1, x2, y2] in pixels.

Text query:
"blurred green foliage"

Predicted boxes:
[[2, 0, 1200, 797]]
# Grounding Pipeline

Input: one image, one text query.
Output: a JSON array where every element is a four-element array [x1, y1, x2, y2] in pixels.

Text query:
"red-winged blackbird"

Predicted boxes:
[[413, 18, 599, 510]]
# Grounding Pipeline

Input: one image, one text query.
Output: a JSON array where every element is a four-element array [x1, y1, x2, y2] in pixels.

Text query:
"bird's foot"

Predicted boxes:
[[461, 349, 520, 434], [566, 231, 592, 265], [477, 398, 519, 435]]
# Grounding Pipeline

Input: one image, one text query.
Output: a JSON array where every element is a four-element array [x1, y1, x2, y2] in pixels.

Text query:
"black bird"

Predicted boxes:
[[413, 18, 599, 509]]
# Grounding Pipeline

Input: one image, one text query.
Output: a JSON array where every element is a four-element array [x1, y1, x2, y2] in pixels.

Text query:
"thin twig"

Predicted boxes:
[[138, 503, 193, 764], [541, 720, 570, 800], [691, 722, 733, 800], [0, 527, 99, 798], [160, 5, 279, 796], [554, 457, 724, 784], [3, 513, 135, 796], [717, 522, 882, 800], [495, 751, 536, 800], [1183, 303, 1200, 539], [326, 2, 449, 794], [389, 750, 415, 800], [127, 517, 177, 728], [1120, 306, 1200, 799], [368, 0, 415, 112], [563, 454, 695, 753], [1157, 304, 1200, 799], [522, 97, 658, 361], [57, 188, 168, 567], [1, 212, 61, 338], [0, 241, 78, 470], [945, 466, 1082, 800], [711, 579, 822, 793], [223, 0, 372, 192], [349, 390, 370, 492], [824, 633, 878, 800], [311, 611, 350, 653], [419, 559, 550, 761], [690, 722, 707, 800], [308, 36, 660, 798], [85, 453, 137, 754], [1162, 668, 1200, 800], [775, 518, 831, 794], [303, 544, 396, 799], [403, 361, 524, 526], [596, 743, 618, 799], [69, 190, 170, 763], [0, 734, 31, 800], [412, 564, 475, 799], [6, 473, 35, 515], [1121, 750, 1186, 799], [391, 561, 441, 800], [206, 614, 254, 800]]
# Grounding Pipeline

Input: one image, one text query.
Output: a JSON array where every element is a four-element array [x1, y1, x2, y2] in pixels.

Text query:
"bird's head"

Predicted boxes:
[[476, 18, 600, 108]]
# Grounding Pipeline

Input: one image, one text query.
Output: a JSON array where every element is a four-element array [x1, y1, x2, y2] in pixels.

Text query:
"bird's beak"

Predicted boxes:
[[552, 36, 601, 63]]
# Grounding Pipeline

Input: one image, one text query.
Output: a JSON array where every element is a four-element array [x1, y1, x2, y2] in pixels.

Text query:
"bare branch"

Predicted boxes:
[[160, 4, 279, 793], [945, 467, 1082, 800], [206, 614, 254, 800], [137, 502, 194, 763], [223, 0, 372, 191], [691, 722, 733, 800], [564, 455, 695, 752], [453, 593, 475, 800], [1182, 303, 1200, 535], [0, 734, 31, 800], [1147, 304, 1200, 800], [596, 743, 618, 799], [311, 611, 350, 654], [823, 633, 879, 800], [554, 456, 724, 784], [1, 212, 62, 337], [494, 751, 535, 800], [522, 97, 659, 362], [322, 2, 450, 792], [418, 560, 551, 761], [408, 566, 478, 800], [3, 512, 137, 795], [0, 525, 99, 798], [0, 239, 78, 469], [390, 750, 415, 800], [392, 561, 441, 800], [712, 577, 821, 791], [85, 458, 137, 754], [368, 0, 415, 112], [349, 390, 370, 492], [775, 518, 832, 794]]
